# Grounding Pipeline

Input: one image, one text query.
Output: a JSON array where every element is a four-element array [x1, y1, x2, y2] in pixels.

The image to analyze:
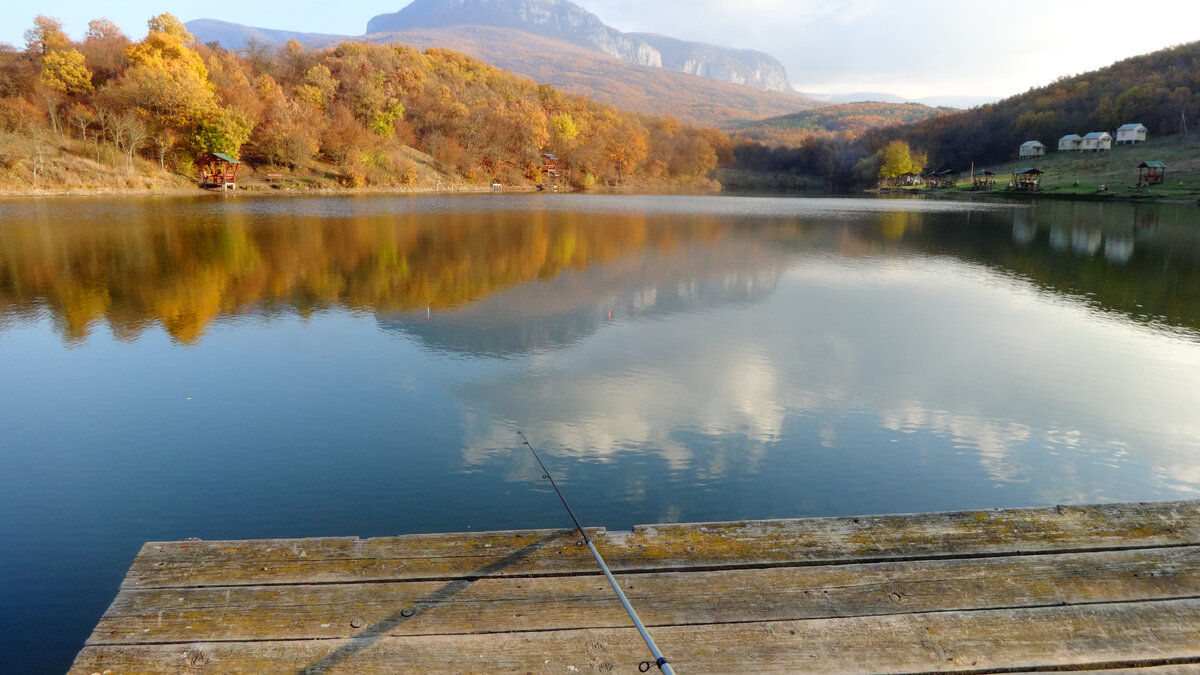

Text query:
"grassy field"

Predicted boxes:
[[941, 136, 1200, 202]]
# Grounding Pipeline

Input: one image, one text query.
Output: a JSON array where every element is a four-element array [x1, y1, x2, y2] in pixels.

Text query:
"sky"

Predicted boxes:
[[3, 0, 1199, 100]]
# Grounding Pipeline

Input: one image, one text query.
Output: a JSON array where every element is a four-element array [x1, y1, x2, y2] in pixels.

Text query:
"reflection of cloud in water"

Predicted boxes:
[[461, 347, 784, 473], [455, 255, 1200, 495], [879, 403, 1032, 483]]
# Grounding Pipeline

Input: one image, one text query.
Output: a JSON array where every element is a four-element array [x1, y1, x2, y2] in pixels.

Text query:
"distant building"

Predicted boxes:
[[1019, 140, 1046, 158], [1058, 134, 1083, 152], [1116, 123, 1148, 144], [1081, 131, 1112, 152]]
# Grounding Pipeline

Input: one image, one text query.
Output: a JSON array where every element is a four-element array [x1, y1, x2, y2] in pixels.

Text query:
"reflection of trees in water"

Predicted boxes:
[[991, 202, 1200, 330], [0, 205, 748, 344]]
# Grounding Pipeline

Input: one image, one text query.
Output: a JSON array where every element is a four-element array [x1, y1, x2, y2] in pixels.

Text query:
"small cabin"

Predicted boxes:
[[195, 153, 241, 190], [1019, 140, 1046, 158], [1010, 167, 1044, 191], [1081, 132, 1112, 152], [1137, 160, 1166, 185], [1116, 123, 1147, 145], [1058, 134, 1082, 152]]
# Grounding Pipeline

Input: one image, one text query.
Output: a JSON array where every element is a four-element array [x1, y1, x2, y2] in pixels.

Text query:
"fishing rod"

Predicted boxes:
[[518, 431, 675, 674]]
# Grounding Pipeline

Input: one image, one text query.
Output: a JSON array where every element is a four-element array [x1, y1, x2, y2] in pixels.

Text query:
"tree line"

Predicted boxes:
[[0, 14, 731, 189]]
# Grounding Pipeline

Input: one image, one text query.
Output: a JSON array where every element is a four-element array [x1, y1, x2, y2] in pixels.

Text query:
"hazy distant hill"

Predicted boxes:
[[736, 102, 952, 141], [367, 0, 794, 92], [186, 18, 819, 128], [185, 19, 344, 48], [805, 91, 998, 109]]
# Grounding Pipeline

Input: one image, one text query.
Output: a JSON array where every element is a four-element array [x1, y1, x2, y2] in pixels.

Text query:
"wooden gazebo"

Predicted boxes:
[[1010, 168, 1043, 191], [926, 169, 958, 188], [196, 153, 241, 190], [541, 153, 560, 190], [1137, 161, 1166, 186], [972, 169, 996, 189]]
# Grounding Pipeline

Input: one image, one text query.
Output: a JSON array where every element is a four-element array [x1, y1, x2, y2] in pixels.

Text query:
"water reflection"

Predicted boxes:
[[3, 196, 1198, 343], [444, 253, 1200, 498], [1014, 202, 1168, 265]]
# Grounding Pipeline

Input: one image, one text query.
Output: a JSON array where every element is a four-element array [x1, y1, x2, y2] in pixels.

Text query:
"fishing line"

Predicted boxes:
[[518, 431, 675, 674]]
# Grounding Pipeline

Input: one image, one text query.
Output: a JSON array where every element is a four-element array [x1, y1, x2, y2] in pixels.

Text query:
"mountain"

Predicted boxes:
[[366, 0, 794, 92], [185, 19, 344, 48], [185, 18, 819, 128]]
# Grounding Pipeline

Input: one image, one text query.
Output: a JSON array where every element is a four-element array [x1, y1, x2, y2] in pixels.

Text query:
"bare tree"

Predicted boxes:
[[110, 110, 150, 172]]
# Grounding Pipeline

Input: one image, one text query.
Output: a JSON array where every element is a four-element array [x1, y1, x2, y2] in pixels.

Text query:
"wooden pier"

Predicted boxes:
[[71, 500, 1200, 673]]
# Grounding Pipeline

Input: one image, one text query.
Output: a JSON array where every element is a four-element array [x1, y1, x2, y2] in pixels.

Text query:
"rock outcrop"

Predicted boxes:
[[367, 0, 793, 91]]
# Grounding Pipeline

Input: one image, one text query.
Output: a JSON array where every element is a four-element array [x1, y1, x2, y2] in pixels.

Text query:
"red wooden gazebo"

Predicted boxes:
[[1010, 168, 1044, 191], [196, 153, 241, 190], [1137, 161, 1166, 186]]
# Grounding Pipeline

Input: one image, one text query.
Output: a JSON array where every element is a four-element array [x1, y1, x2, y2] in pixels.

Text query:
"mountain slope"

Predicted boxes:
[[185, 21, 819, 127], [366, 0, 793, 92]]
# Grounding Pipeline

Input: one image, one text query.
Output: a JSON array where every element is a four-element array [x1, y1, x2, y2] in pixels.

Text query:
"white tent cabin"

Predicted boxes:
[[1019, 140, 1046, 158], [1116, 123, 1148, 144], [1058, 134, 1083, 152], [1081, 131, 1112, 152]]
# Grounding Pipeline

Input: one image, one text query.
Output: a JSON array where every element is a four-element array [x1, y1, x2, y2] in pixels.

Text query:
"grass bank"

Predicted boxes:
[[928, 136, 1200, 203]]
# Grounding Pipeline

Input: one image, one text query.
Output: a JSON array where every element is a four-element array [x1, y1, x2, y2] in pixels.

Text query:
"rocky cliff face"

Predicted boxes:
[[367, 0, 792, 91], [631, 33, 793, 92]]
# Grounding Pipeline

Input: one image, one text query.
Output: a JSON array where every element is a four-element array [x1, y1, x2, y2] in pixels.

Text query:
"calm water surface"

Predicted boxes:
[[2, 193, 1199, 671]]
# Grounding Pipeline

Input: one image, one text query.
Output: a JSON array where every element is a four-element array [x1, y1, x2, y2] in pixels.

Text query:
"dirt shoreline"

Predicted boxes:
[[0, 183, 549, 198]]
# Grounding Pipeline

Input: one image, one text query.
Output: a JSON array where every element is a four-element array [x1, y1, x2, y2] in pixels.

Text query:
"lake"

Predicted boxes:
[[2, 193, 1199, 672]]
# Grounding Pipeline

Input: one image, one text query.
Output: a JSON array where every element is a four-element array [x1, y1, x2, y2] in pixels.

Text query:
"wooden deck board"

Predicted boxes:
[[91, 547, 1200, 643], [70, 500, 1200, 673], [122, 500, 1200, 588]]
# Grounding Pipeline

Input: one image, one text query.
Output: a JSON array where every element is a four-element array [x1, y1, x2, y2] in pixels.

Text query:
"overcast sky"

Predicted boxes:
[[3, 0, 1198, 99]]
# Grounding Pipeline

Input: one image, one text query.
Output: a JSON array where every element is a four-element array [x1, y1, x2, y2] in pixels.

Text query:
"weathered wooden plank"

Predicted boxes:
[[68, 598, 1200, 674], [124, 500, 1200, 588], [89, 546, 1200, 644], [1017, 662, 1200, 667]]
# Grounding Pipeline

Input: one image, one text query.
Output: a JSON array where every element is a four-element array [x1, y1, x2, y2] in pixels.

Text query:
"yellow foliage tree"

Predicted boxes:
[[876, 140, 925, 182], [39, 49, 93, 94], [112, 14, 216, 140]]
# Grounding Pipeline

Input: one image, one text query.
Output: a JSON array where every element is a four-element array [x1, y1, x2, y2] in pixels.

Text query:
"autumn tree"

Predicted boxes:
[[39, 49, 93, 95], [876, 140, 925, 182], [249, 75, 319, 167], [81, 19, 130, 86], [24, 16, 71, 57]]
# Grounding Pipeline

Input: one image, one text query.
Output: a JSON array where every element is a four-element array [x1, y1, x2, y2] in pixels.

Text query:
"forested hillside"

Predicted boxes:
[[735, 102, 951, 145], [867, 41, 1200, 168], [731, 40, 1200, 189], [0, 14, 730, 192]]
